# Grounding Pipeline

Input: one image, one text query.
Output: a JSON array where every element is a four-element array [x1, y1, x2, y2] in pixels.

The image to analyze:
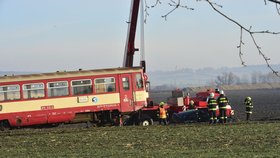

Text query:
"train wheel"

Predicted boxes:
[[141, 120, 151, 126], [140, 115, 153, 126], [86, 121, 92, 128], [0, 120, 10, 131], [0, 123, 4, 131]]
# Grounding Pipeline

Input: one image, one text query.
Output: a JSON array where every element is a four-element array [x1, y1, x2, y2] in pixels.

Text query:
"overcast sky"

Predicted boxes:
[[0, 0, 279, 72]]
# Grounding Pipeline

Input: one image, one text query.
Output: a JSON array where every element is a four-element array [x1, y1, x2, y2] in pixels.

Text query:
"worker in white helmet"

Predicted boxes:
[[217, 90, 229, 124], [244, 96, 253, 121], [207, 92, 218, 124]]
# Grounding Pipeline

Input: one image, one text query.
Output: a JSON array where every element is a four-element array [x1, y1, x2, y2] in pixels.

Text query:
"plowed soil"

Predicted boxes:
[[1, 89, 280, 157], [226, 89, 280, 121], [150, 88, 280, 121]]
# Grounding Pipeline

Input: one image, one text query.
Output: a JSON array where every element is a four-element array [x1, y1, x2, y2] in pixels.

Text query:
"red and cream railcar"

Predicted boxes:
[[0, 67, 150, 128]]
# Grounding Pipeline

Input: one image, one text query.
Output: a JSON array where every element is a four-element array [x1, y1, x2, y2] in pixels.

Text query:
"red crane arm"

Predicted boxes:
[[123, 0, 140, 68]]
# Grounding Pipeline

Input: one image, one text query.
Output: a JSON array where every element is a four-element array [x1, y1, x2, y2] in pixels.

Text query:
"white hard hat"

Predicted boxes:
[[210, 92, 215, 98], [220, 90, 224, 95]]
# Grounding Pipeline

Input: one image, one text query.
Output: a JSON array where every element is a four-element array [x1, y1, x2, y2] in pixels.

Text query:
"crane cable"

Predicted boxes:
[[140, 0, 145, 64], [140, 0, 147, 72]]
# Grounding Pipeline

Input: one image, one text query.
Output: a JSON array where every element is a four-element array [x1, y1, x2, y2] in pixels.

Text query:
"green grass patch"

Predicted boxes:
[[0, 122, 280, 157]]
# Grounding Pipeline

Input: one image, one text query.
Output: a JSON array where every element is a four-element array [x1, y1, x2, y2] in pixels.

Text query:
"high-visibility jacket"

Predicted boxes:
[[217, 95, 229, 109], [159, 107, 167, 119], [207, 98, 217, 111], [244, 98, 253, 114]]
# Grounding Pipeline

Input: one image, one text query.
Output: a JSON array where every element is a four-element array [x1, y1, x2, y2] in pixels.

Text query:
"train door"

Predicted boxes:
[[119, 74, 134, 112]]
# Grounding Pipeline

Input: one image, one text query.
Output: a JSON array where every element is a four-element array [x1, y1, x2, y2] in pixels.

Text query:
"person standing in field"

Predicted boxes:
[[158, 102, 168, 125], [244, 96, 253, 121], [217, 90, 229, 124], [207, 93, 218, 124]]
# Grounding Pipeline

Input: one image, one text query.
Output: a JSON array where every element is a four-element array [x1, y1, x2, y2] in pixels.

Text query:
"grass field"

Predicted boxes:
[[0, 121, 280, 157]]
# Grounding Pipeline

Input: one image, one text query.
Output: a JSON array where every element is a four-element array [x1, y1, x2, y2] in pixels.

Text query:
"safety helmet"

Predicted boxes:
[[210, 92, 215, 98], [159, 102, 165, 107], [246, 97, 251, 101], [220, 90, 224, 95]]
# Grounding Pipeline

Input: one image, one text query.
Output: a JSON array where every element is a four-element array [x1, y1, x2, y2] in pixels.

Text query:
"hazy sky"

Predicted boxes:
[[0, 0, 279, 72]]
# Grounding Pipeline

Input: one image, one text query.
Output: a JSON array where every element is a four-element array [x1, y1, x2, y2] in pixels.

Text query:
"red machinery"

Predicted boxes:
[[122, 1, 235, 122], [122, 0, 170, 124], [123, 0, 146, 72], [168, 89, 234, 118], [123, 0, 140, 68], [122, 0, 235, 123]]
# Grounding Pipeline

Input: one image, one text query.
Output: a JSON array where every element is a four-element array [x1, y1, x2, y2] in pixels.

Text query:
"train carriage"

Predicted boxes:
[[0, 67, 150, 129]]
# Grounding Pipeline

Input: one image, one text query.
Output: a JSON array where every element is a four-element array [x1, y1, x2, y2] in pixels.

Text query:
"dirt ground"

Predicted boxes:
[[226, 89, 280, 121], [150, 88, 280, 121]]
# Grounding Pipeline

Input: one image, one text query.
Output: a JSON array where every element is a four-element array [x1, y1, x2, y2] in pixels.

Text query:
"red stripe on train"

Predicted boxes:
[[0, 103, 126, 127]]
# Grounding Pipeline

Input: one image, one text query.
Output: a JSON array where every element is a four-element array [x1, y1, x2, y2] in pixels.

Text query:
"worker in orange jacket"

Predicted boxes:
[[158, 102, 168, 125]]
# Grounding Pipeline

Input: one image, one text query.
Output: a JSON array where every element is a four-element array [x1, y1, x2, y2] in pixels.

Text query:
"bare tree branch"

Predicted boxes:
[[146, 0, 194, 20], [161, 0, 194, 20], [147, 0, 279, 76], [265, 0, 280, 15], [237, 28, 246, 66], [151, 0, 162, 8], [205, 0, 279, 76], [206, 1, 279, 35], [276, 3, 280, 15], [268, 0, 280, 4], [144, 0, 150, 23]]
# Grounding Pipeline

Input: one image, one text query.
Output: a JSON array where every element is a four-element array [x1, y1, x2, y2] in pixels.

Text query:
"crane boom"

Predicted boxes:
[[123, 0, 140, 68]]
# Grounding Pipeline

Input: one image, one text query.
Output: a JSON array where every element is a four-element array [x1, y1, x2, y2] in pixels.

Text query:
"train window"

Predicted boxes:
[[135, 73, 144, 89], [122, 77, 130, 91], [47, 81, 69, 97], [94, 77, 116, 93], [0, 85, 20, 101], [23, 83, 45, 99], [71, 79, 93, 95]]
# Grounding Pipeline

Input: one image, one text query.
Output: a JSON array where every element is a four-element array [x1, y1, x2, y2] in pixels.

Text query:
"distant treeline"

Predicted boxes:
[[149, 65, 280, 91]]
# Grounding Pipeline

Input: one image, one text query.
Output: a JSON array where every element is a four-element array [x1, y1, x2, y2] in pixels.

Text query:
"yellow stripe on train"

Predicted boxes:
[[0, 91, 148, 114], [1, 93, 120, 113]]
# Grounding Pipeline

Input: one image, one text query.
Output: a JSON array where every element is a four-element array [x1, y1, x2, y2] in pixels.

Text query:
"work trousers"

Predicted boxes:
[[159, 118, 167, 125], [209, 110, 217, 124], [219, 108, 227, 123], [246, 107, 253, 121], [246, 113, 252, 121]]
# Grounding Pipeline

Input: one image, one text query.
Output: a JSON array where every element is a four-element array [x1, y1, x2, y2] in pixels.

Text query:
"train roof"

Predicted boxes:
[[0, 67, 144, 83]]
